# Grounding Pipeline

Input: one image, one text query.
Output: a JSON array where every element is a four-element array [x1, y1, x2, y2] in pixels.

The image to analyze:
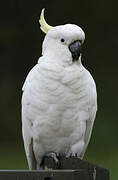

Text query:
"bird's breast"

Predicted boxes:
[[27, 65, 89, 135]]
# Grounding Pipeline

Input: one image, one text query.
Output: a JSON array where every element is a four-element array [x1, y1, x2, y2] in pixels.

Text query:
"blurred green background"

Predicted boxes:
[[0, 0, 117, 179]]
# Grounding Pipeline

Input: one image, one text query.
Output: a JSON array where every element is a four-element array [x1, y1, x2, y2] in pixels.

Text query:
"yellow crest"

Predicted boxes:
[[39, 8, 53, 34]]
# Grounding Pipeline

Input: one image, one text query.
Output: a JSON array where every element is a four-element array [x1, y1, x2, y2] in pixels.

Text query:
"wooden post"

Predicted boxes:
[[0, 156, 109, 180], [42, 155, 109, 180]]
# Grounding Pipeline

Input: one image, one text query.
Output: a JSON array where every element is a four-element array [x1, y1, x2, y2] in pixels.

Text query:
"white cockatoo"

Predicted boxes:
[[22, 8, 97, 170]]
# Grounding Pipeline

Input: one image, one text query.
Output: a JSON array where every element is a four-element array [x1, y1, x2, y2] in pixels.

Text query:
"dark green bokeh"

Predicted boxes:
[[0, 0, 117, 179]]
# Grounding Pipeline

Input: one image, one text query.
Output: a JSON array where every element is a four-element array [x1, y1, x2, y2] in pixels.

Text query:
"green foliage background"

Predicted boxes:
[[0, 0, 117, 179]]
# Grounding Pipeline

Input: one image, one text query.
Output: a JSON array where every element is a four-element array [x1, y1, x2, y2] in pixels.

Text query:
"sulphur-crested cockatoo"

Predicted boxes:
[[22, 8, 97, 170]]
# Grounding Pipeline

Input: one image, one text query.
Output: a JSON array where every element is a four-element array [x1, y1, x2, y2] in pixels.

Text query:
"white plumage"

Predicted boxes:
[[21, 11, 97, 170]]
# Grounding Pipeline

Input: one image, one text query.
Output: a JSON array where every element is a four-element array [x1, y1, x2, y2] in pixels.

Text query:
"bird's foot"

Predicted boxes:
[[41, 152, 60, 170], [45, 152, 59, 164], [66, 152, 78, 158], [44, 165, 53, 171]]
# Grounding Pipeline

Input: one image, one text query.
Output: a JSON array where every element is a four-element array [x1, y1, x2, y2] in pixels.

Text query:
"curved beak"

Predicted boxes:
[[69, 40, 81, 61]]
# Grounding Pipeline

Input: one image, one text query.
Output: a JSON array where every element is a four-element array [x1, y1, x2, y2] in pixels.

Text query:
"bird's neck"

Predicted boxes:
[[42, 52, 83, 68]]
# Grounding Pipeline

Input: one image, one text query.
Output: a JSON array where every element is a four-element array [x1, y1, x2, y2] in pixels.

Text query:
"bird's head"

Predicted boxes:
[[39, 9, 85, 65]]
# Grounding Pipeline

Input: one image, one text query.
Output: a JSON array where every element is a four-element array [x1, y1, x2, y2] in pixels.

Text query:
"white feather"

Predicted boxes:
[[22, 24, 97, 169]]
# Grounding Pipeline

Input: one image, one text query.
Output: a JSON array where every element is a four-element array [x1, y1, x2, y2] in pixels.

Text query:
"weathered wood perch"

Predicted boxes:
[[0, 156, 109, 180]]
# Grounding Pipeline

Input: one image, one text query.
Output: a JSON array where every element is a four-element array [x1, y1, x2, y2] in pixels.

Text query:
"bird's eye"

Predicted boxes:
[[61, 38, 65, 43]]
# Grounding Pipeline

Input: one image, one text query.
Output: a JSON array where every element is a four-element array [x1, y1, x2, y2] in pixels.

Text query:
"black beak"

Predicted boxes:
[[69, 40, 81, 61]]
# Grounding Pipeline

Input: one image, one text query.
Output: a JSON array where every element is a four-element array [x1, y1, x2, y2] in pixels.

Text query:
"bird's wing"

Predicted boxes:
[[81, 72, 97, 158], [22, 112, 37, 169], [22, 64, 39, 92], [22, 64, 40, 169], [80, 111, 96, 158]]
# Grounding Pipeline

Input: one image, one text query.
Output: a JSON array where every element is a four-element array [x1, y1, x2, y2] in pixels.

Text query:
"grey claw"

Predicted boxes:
[[66, 152, 77, 158], [46, 152, 59, 164]]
